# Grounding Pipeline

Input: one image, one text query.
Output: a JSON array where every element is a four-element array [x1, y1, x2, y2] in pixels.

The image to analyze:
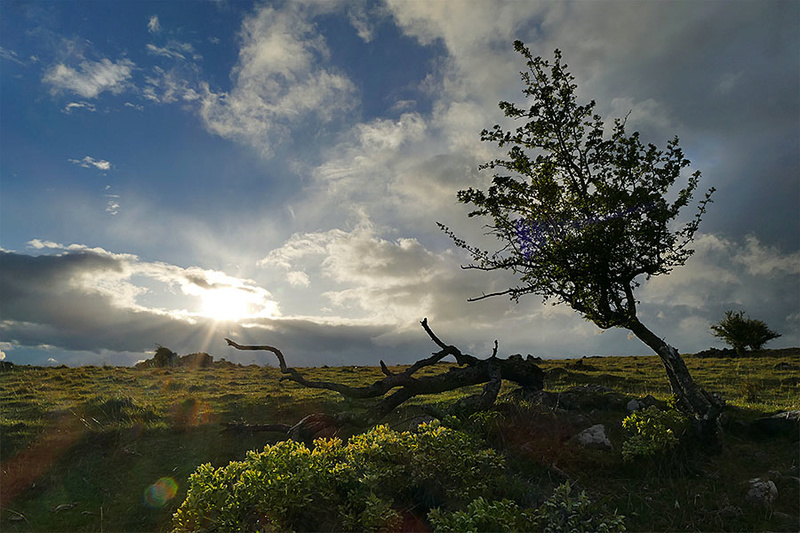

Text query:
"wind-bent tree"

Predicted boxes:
[[440, 42, 722, 444]]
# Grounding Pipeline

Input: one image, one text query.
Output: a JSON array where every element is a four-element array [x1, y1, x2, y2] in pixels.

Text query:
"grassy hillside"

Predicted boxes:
[[1, 349, 798, 532]]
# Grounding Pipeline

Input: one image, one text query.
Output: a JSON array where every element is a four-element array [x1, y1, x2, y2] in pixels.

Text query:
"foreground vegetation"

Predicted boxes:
[[1, 349, 798, 531]]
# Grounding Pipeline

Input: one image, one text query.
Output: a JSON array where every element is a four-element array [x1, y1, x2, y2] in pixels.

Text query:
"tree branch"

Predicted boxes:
[[225, 319, 544, 426]]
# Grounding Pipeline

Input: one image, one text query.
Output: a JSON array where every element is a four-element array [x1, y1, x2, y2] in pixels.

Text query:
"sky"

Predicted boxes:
[[1, 0, 798, 368]]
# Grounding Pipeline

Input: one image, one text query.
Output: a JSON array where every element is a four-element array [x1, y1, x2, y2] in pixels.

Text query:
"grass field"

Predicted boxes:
[[1, 349, 798, 532]]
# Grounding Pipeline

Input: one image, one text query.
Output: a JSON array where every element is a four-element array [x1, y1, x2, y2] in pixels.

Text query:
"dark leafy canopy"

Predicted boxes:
[[441, 42, 714, 330], [711, 310, 781, 353]]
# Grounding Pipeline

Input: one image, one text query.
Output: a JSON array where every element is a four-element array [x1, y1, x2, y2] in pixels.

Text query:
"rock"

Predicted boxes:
[[574, 424, 612, 450], [745, 477, 778, 507], [626, 395, 669, 413], [694, 347, 737, 358], [750, 410, 800, 440], [640, 394, 668, 410]]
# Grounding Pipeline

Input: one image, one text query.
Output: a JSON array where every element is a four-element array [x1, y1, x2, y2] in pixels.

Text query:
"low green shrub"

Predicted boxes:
[[532, 482, 626, 533], [621, 406, 688, 462], [429, 497, 534, 532], [172, 422, 507, 532], [429, 483, 626, 533]]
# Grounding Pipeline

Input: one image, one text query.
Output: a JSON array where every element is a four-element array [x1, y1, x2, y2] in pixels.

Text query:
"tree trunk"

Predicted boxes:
[[628, 318, 724, 450]]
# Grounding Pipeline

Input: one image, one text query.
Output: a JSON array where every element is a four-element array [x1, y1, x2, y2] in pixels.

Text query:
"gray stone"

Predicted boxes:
[[626, 399, 641, 412], [750, 410, 800, 440], [745, 477, 778, 507], [574, 424, 612, 450]]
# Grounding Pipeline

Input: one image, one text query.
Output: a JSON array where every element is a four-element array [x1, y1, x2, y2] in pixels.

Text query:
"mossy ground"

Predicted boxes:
[[1, 349, 797, 531]]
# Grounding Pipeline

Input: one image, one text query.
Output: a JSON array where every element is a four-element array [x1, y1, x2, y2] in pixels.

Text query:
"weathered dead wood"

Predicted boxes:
[[224, 318, 544, 427]]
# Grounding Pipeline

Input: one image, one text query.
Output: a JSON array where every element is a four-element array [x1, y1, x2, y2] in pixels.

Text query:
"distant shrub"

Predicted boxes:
[[153, 346, 178, 367], [173, 422, 507, 532], [711, 310, 781, 354], [621, 406, 688, 462]]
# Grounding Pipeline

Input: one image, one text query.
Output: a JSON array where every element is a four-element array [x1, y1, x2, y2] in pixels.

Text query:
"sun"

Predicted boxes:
[[200, 288, 252, 322]]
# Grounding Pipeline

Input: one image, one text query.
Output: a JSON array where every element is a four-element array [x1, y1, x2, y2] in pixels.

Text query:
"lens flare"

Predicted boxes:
[[143, 477, 178, 508]]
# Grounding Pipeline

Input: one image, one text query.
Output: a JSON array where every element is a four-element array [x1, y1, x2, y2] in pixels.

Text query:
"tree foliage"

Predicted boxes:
[[441, 42, 722, 437], [440, 42, 713, 330], [711, 310, 781, 354]]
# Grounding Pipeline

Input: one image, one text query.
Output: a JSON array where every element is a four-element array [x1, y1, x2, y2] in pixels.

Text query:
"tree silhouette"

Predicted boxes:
[[711, 310, 781, 354], [440, 42, 722, 446]]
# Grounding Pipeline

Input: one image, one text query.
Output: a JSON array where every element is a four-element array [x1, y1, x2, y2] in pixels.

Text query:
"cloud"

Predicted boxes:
[[198, 3, 357, 156], [43, 58, 134, 98], [0, 244, 282, 356], [1, 47, 26, 65], [147, 15, 161, 34], [105, 193, 120, 215], [637, 234, 799, 349], [146, 41, 198, 61], [734, 235, 800, 276], [0, 243, 437, 366], [69, 156, 111, 171], [345, 1, 388, 43], [0, 350, 5, 361], [62, 101, 96, 114], [259, 215, 526, 328], [143, 66, 202, 104]]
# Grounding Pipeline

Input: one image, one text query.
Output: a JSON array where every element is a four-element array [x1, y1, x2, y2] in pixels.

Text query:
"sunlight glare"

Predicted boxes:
[[200, 287, 256, 322]]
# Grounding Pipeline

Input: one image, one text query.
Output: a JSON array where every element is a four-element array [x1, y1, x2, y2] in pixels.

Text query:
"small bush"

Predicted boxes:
[[711, 310, 781, 354], [429, 483, 626, 533], [621, 406, 688, 462], [532, 482, 626, 533], [173, 422, 508, 532], [429, 497, 535, 532]]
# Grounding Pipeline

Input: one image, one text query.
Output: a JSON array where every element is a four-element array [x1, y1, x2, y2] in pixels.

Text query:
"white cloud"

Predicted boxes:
[[198, 4, 357, 156], [144, 67, 201, 104], [286, 271, 310, 287], [146, 41, 197, 61], [258, 215, 511, 327], [147, 15, 161, 34], [62, 101, 97, 114], [69, 156, 111, 171], [345, 2, 387, 43], [43, 58, 134, 98], [734, 235, 800, 276], [0, 46, 25, 65], [105, 197, 120, 215]]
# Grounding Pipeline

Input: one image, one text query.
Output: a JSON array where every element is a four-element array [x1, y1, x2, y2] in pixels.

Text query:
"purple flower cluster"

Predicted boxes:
[[515, 202, 655, 259]]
